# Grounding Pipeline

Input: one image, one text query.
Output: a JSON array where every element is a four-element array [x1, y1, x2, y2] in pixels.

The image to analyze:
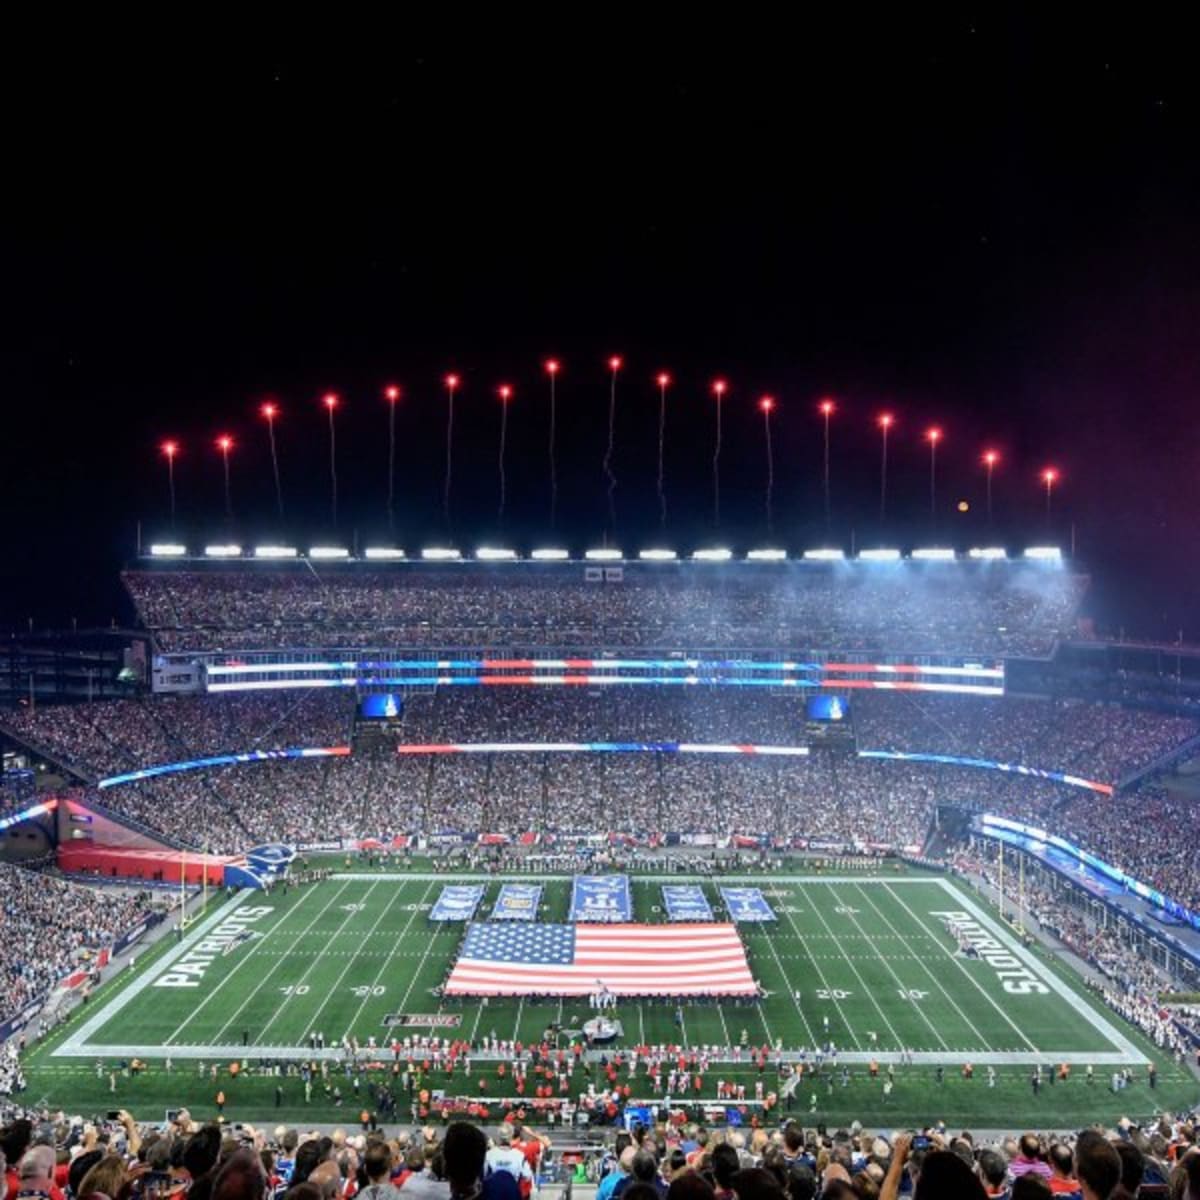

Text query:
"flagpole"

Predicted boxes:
[[997, 840, 1004, 923]]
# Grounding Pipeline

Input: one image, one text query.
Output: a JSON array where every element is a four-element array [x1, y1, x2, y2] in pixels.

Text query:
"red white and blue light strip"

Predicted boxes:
[[204, 655, 1004, 697]]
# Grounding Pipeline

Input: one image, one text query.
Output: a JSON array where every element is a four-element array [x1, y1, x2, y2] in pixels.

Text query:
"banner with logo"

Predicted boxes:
[[429, 884, 486, 921], [718, 886, 776, 923], [662, 884, 713, 922], [492, 883, 542, 921], [570, 875, 632, 922]]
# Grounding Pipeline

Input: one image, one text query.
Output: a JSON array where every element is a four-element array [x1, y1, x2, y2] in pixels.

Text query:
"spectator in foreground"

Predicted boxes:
[[1074, 1132, 1121, 1200]]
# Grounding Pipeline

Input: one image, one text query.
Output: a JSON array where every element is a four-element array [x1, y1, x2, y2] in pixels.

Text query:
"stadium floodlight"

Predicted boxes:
[[639, 548, 678, 561], [1024, 545, 1063, 560], [858, 547, 902, 561], [421, 547, 462, 560], [911, 547, 956, 561], [803, 548, 844, 561], [309, 546, 350, 560], [476, 547, 518, 561], [968, 546, 1007, 560], [531, 548, 570, 561], [204, 543, 242, 558], [584, 548, 623, 561], [364, 547, 405, 560], [149, 543, 187, 557], [254, 544, 298, 558], [691, 548, 733, 562], [746, 548, 787, 561]]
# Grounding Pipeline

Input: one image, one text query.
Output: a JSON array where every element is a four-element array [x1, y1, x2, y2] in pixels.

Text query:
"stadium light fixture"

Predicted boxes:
[[1024, 545, 1063, 560], [364, 547, 406, 560], [746, 548, 787, 561], [204, 543, 242, 558], [691, 548, 733, 562], [149, 543, 187, 557], [421, 547, 462, 560], [858, 548, 902, 561], [254, 544, 298, 558], [531, 548, 570, 561], [968, 546, 1008, 560], [803, 548, 844, 561], [476, 547, 518, 561], [585, 548, 623, 561], [639, 548, 678, 561], [911, 547, 956, 561], [309, 546, 350, 560]]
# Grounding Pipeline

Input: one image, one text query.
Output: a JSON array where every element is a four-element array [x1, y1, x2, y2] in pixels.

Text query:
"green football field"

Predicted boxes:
[[23, 869, 1199, 1129]]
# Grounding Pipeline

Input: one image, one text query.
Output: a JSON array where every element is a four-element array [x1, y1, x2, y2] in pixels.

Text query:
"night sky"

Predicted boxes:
[[4, 17, 1199, 638]]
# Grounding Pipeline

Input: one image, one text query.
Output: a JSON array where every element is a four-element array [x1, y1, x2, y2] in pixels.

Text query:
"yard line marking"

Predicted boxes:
[[339, 879, 438, 1040], [800, 883, 907, 1051], [819, 881, 949, 1052], [867, 882, 1039, 1054], [166, 885, 335, 1046], [773, 897, 831, 1048], [301, 879, 433, 1042], [511, 996, 525, 1044], [253, 881, 382, 1044]]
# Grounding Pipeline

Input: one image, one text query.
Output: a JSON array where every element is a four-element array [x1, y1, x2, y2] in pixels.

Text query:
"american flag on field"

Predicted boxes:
[[443, 922, 757, 997]]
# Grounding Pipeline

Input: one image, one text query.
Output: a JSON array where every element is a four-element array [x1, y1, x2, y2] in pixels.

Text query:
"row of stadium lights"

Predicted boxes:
[[147, 543, 1063, 562], [155, 364, 1063, 526]]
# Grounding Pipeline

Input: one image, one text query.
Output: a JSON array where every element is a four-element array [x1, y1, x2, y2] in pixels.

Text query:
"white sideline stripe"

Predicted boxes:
[[330, 873, 940, 883], [932, 878, 1140, 1060], [54, 892, 249, 1057]]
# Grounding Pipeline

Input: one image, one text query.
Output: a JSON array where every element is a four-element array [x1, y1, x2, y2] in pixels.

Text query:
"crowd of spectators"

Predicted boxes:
[[122, 562, 1086, 656], [7, 686, 1200, 911], [1049, 787, 1200, 914], [957, 850, 1195, 1060], [0, 862, 164, 1031], [0, 1106, 1199, 1200], [1, 692, 353, 782], [8, 690, 1196, 790]]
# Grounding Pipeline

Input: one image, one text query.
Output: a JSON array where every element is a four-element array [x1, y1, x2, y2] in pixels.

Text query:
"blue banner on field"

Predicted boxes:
[[430, 884, 485, 921], [662, 884, 713, 922], [719, 886, 776, 922], [492, 883, 542, 921], [570, 875, 631, 922]]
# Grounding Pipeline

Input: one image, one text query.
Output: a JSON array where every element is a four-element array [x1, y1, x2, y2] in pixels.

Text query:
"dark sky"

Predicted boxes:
[[3, 16, 1199, 638]]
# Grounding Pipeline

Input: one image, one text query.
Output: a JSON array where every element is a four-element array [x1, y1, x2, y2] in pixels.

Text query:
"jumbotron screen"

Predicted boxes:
[[806, 693, 850, 722], [359, 693, 403, 720]]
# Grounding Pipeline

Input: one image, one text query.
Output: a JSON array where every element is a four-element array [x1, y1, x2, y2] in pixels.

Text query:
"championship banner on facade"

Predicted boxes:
[[491, 883, 542, 921], [429, 884, 485, 921], [570, 874, 632, 922], [718, 886, 776, 922], [662, 884, 713, 921]]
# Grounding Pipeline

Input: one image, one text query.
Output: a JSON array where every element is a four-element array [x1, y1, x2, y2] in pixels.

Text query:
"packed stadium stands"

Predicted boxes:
[[122, 561, 1087, 655], [0, 862, 166, 1029]]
